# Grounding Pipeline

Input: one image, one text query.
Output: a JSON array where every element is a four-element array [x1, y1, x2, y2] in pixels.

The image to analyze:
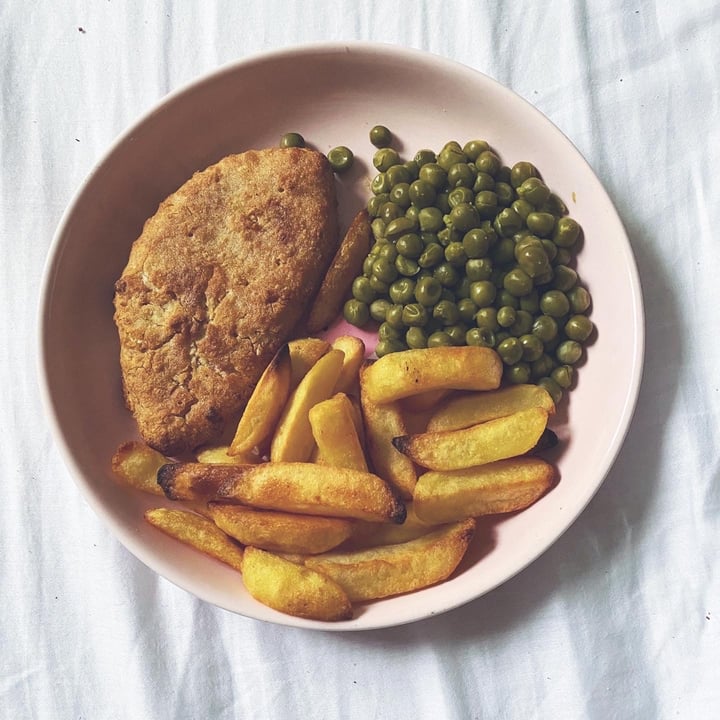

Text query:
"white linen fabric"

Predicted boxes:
[[2, 1, 719, 718]]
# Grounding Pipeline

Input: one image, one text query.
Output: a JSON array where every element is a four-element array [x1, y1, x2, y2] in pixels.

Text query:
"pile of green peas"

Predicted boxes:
[[342, 126, 594, 404]]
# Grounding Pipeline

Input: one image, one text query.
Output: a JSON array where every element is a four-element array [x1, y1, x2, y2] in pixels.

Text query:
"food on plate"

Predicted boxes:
[[329, 335, 366, 395], [426, 383, 555, 433], [194, 445, 253, 464], [413, 457, 556, 523], [400, 388, 452, 414], [242, 547, 353, 622], [344, 134, 593, 405], [208, 503, 354, 555], [279, 132, 306, 148], [113, 147, 339, 455], [360, 346, 502, 405], [269, 349, 345, 462], [326, 146, 355, 174], [288, 337, 330, 387], [144, 508, 245, 572], [359, 362, 417, 499], [157, 462, 231, 502], [303, 518, 475, 601], [111, 440, 167, 496], [347, 502, 438, 549], [393, 406, 549, 471], [305, 210, 372, 333], [308, 393, 368, 472], [228, 344, 292, 458]]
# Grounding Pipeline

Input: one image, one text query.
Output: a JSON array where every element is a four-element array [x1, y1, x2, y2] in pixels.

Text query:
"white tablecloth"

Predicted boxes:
[[4, 1, 719, 718]]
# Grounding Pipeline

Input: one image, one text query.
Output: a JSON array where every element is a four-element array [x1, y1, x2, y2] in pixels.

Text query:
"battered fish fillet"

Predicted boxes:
[[114, 148, 339, 455]]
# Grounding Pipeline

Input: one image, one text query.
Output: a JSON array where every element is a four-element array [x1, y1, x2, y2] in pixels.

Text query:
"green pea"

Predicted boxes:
[[475, 306, 499, 331], [532, 315, 559, 343], [409, 179, 437, 209], [495, 330, 511, 345], [378, 321, 403, 342], [427, 331, 453, 348], [433, 262, 460, 288], [369, 275, 390, 294], [463, 139, 490, 160], [385, 216, 418, 240], [516, 244, 551, 279], [280, 132, 305, 148], [519, 333, 544, 362], [503, 268, 533, 297], [496, 305, 517, 328], [352, 276, 376, 304], [327, 146, 354, 173], [554, 217, 581, 247], [543, 193, 568, 217], [433, 299, 460, 325], [494, 182, 515, 207], [445, 324, 468, 345], [462, 228, 491, 258], [448, 186, 475, 208], [517, 177, 551, 207], [418, 242, 444, 269], [445, 242, 468, 267], [457, 298, 478, 323], [447, 163, 476, 188], [541, 238, 558, 263], [372, 257, 398, 284], [375, 338, 407, 357], [362, 255, 375, 277], [405, 205, 420, 225], [493, 207, 523, 238], [406, 326, 428, 349], [466, 327, 495, 347], [399, 303, 426, 327], [510, 161, 538, 189], [385, 304, 405, 329], [526, 211, 556, 237], [556, 340, 583, 365], [377, 243, 398, 261], [373, 147, 401, 172], [473, 172, 495, 193], [470, 280, 496, 308], [370, 125, 392, 148], [505, 362, 531, 384], [419, 163, 448, 190], [379, 201, 403, 223], [415, 276, 443, 306], [403, 160, 420, 182], [371, 173, 391, 195], [395, 255, 420, 277], [474, 190, 499, 220], [551, 364, 574, 389], [491, 237, 516, 266], [531, 354, 556, 379], [540, 290, 570, 318], [343, 299, 369, 327], [396, 233, 424, 259], [449, 203, 481, 233], [509, 309, 534, 336], [537, 376, 563, 404], [370, 218, 386, 241], [369, 298, 392, 322], [390, 183, 411, 208], [466, 258, 493, 282], [367, 193, 388, 217], [474, 150, 502, 176], [389, 278, 416, 305], [565, 314, 594, 342], [567, 286, 592, 313], [519, 289, 540, 314], [435, 191, 451, 214], [418, 206, 444, 233], [552, 265, 578, 292], [511, 198, 535, 221], [386, 164, 411, 187], [414, 149, 437, 166], [437, 142, 467, 170], [497, 336, 523, 365]]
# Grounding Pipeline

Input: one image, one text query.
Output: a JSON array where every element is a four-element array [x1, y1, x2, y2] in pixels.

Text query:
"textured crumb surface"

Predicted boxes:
[[113, 148, 338, 455]]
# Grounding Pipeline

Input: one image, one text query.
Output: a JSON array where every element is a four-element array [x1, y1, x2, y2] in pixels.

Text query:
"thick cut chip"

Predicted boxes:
[[426, 384, 555, 433], [111, 441, 167, 496], [360, 346, 502, 405], [360, 364, 416, 500], [113, 148, 339, 455], [212, 461, 406, 523], [196, 445, 258, 464], [309, 393, 368, 472], [304, 518, 475, 601], [393, 407, 549, 471], [401, 389, 452, 414], [144, 508, 244, 572], [270, 349, 345, 462], [157, 461, 240, 501], [331, 335, 366, 395], [242, 547, 353, 621], [228, 344, 292, 456], [305, 210, 372, 334], [208, 503, 353, 554], [288, 338, 330, 388], [413, 457, 555, 523], [348, 502, 439, 549]]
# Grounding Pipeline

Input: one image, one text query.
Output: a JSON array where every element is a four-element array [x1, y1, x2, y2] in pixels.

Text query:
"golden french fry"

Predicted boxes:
[[393, 407, 549, 471], [361, 346, 502, 405], [144, 508, 244, 572], [196, 445, 258, 465], [305, 210, 372, 334], [413, 457, 555, 523], [111, 441, 167, 496], [309, 393, 368, 472], [213, 461, 406, 523], [208, 503, 353, 555], [348, 502, 439, 549], [270, 349, 345, 462], [426, 384, 555, 433], [157, 462, 240, 502], [360, 364, 416, 499], [304, 518, 475, 601], [401, 389, 452, 414], [288, 337, 330, 388], [331, 335, 366, 395], [228, 344, 291, 456], [242, 547, 353, 621]]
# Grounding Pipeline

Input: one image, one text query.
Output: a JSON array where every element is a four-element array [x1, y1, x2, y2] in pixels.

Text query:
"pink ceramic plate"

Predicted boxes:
[[39, 43, 644, 630]]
